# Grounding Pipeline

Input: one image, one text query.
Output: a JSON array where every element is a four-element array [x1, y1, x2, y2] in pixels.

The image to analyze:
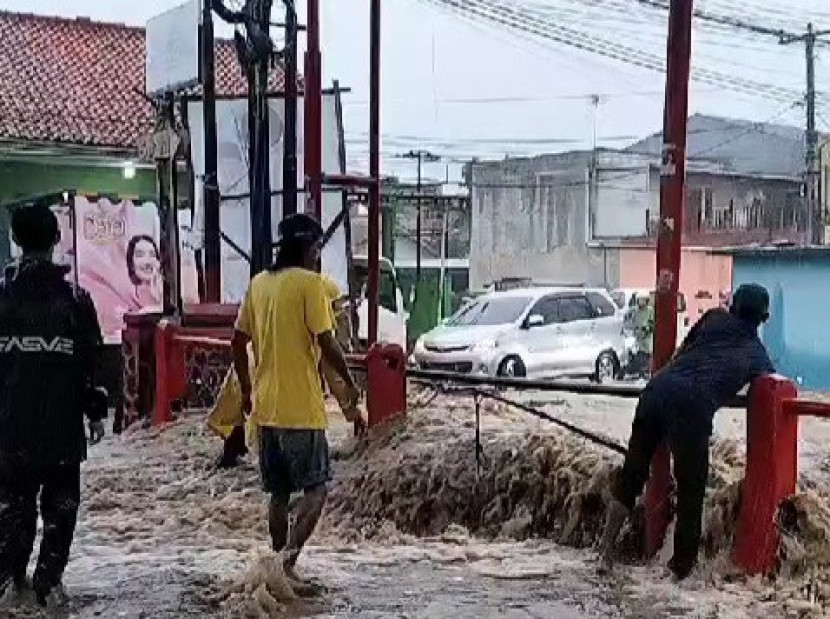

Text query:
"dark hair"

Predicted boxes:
[[269, 214, 323, 272], [126, 234, 160, 286], [730, 283, 770, 326], [270, 239, 308, 272], [11, 204, 59, 253]]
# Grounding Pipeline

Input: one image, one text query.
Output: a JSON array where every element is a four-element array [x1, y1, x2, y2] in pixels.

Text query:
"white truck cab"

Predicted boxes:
[[352, 256, 407, 349]]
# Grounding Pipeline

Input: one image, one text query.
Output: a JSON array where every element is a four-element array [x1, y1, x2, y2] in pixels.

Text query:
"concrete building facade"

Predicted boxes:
[[468, 114, 810, 294]]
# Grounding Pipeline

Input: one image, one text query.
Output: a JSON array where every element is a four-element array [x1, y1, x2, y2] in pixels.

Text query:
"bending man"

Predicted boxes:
[[601, 284, 775, 579]]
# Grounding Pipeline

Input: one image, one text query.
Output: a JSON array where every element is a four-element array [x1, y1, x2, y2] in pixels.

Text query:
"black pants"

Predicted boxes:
[[613, 389, 710, 575], [0, 460, 81, 591]]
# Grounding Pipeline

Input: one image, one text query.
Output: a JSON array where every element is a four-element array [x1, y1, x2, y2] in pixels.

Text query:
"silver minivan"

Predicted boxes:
[[412, 287, 627, 383]]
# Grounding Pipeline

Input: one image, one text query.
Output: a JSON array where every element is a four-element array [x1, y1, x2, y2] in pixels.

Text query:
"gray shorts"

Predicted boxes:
[[259, 428, 331, 498]]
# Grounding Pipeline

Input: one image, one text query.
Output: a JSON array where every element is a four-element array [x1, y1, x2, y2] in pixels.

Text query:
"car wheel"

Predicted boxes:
[[497, 356, 526, 378], [594, 351, 619, 384]]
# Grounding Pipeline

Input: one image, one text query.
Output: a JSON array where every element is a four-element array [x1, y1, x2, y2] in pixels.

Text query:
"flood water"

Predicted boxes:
[[4, 391, 830, 617]]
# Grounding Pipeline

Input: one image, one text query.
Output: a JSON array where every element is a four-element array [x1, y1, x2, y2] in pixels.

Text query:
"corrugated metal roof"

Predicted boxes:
[[626, 114, 807, 180]]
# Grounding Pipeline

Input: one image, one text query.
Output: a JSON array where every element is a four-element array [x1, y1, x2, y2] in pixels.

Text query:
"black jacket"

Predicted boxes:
[[0, 258, 103, 465], [648, 308, 775, 425]]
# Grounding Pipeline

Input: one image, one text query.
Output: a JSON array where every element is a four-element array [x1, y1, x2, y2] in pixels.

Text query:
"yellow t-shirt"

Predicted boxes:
[[320, 274, 342, 323], [235, 268, 334, 429]]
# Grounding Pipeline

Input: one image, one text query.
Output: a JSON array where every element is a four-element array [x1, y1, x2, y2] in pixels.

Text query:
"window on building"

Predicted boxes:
[[825, 165, 829, 219]]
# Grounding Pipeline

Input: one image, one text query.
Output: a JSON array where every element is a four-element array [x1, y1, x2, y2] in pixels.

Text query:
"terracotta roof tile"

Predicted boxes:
[[0, 11, 286, 150]]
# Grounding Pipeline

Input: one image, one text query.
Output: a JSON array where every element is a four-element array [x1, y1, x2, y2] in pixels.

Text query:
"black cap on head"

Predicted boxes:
[[11, 204, 59, 254], [730, 283, 770, 325], [276, 213, 324, 246]]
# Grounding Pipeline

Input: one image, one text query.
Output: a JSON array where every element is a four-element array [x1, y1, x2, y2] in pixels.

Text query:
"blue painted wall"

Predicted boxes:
[[733, 252, 830, 391]]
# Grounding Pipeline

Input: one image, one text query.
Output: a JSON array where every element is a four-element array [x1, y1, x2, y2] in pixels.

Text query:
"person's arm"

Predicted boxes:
[[75, 287, 103, 391], [317, 331, 357, 395], [75, 287, 106, 443], [752, 341, 776, 377], [306, 276, 358, 400], [676, 308, 713, 355], [234, 288, 255, 414]]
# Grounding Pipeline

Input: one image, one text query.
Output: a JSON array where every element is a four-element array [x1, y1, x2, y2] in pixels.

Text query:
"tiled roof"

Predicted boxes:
[[0, 11, 286, 150]]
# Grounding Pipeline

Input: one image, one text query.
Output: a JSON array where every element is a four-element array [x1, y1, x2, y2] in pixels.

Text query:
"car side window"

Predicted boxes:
[[558, 296, 594, 323], [529, 296, 560, 326], [587, 292, 617, 318]]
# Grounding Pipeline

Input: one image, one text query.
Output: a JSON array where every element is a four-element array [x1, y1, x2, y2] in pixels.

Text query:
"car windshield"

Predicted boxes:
[[446, 296, 531, 326]]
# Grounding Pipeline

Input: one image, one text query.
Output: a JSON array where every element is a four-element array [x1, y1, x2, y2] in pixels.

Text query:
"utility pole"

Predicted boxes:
[[250, 0, 274, 275], [588, 94, 604, 243], [644, 0, 694, 559], [400, 149, 439, 283], [781, 24, 830, 246], [201, 0, 221, 302], [305, 0, 323, 220], [282, 0, 299, 217]]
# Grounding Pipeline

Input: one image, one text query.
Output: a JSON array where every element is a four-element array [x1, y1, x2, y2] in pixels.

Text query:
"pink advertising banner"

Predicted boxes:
[[68, 196, 163, 344]]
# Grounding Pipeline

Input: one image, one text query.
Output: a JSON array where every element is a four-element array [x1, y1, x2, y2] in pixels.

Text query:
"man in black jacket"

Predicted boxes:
[[600, 284, 775, 579], [0, 205, 105, 605]]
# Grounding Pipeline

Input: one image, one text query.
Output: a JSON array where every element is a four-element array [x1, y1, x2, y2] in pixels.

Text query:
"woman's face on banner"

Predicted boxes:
[[133, 239, 159, 284]]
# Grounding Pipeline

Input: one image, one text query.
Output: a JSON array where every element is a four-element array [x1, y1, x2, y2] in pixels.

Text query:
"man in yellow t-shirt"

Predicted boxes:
[[231, 213, 359, 578]]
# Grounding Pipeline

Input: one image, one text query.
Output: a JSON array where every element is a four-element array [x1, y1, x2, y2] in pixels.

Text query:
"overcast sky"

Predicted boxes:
[[2, 0, 829, 183]]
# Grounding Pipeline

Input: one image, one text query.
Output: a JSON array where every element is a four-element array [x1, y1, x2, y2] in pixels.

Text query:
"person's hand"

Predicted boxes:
[[241, 390, 253, 418], [353, 413, 368, 437], [344, 384, 360, 409], [88, 420, 105, 445]]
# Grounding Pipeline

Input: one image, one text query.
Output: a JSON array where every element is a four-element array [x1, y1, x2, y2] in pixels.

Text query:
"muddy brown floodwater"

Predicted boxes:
[[5, 389, 830, 617]]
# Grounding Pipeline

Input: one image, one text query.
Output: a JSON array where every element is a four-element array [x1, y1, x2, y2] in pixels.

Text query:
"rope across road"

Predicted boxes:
[[404, 368, 747, 457], [410, 378, 628, 456]]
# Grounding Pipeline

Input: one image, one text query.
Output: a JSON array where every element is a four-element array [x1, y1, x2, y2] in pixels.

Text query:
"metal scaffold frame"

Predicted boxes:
[[305, 0, 382, 346]]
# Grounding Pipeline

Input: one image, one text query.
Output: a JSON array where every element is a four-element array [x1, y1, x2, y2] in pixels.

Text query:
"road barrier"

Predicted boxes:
[[150, 321, 830, 576]]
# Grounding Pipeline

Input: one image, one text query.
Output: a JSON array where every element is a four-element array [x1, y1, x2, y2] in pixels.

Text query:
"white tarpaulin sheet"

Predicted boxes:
[[187, 95, 347, 302]]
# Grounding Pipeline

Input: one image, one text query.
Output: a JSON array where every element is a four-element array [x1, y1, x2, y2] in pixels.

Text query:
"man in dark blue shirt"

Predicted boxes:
[[600, 284, 775, 579]]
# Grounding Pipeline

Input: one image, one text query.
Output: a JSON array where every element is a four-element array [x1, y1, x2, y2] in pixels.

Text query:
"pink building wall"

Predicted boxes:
[[619, 247, 733, 322]]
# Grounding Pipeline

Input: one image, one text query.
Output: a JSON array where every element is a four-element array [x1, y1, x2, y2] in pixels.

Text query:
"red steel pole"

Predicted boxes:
[[304, 0, 323, 219], [644, 0, 694, 558], [367, 0, 381, 346]]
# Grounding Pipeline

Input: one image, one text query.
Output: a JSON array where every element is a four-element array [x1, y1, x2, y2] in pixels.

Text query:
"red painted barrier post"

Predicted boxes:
[[365, 343, 407, 428], [154, 320, 177, 426], [733, 374, 799, 574]]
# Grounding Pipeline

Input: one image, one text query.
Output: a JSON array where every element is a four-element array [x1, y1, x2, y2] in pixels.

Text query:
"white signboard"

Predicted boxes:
[[146, 0, 200, 96], [187, 95, 348, 302]]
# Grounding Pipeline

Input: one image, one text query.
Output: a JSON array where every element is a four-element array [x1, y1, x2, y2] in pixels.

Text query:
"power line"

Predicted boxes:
[[634, 0, 789, 37], [687, 102, 803, 160], [419, 0, 808, 103], [342, 89, 686, 106], [520, 0, 824, 83], [345, 132, 641, 144]]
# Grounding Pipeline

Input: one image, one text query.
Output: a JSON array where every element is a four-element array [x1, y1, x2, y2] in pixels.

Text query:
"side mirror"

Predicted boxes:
[[525, 314, 545, 329]]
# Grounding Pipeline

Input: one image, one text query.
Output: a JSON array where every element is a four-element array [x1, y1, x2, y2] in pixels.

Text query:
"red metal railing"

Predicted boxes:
[[152, 322, 404, 429], [732, 375, 830, 574], [152, 317, 829, 575]]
